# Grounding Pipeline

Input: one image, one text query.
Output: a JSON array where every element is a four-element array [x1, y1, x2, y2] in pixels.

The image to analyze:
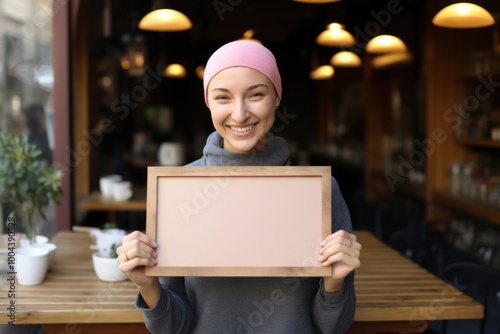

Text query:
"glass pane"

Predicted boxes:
[[0, 0, 54, 165], [0, 1, 54, 243]]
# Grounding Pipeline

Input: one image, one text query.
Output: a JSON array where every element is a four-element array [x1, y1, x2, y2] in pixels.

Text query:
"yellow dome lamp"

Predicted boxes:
[[195, 65, 205, 80], [238, 29, 263, 45], [310, 65, 335, 80], [365, 35, 407, 54], [316, 23, 355, 47], [330, 51, 362, 67], [372, 52, 413, 69], [139, 0, 192, 32], [432, 3, 495, 28], [165, 64, 187, 78]]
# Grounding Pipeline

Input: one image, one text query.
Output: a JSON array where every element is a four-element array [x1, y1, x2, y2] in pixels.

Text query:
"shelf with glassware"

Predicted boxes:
[[433, 49, 500, 225], [433, 189, 500, 226], [434, 135, 500, 225]]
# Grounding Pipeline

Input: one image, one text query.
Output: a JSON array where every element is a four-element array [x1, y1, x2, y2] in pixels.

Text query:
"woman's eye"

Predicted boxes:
[[249, 92, 263, 98], [215, 95, 229, 100]]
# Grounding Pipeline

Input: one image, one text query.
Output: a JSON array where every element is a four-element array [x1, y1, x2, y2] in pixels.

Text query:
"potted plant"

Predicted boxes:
[[92, 242, 128, 282], [0, 131, 64, 245], [90, 223, 127, 282]]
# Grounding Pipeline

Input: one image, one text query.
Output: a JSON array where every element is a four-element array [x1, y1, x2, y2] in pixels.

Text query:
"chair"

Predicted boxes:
[[386, 197, 428, 264], [372, 194, 423, 243], [437, 262, 500, 334], [388, 229, 426, 263]]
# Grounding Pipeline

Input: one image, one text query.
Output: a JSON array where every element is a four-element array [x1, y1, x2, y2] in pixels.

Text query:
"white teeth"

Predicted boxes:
[[232, 125, 254, 133]]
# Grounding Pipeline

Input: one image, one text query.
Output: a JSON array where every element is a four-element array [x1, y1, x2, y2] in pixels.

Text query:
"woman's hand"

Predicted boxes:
[[319, 230, 361, 293], [117, 231, 158, 288]]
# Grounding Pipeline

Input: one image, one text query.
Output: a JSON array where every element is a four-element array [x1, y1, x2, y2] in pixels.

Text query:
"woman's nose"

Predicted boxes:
[[232, 101, 249, 123]]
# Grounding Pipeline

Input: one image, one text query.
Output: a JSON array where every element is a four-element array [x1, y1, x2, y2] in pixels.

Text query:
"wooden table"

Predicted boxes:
[[346, 231, 483, 334], [0, 231, 483, 334], [1, 231, 148, 333], [79, 187, 147, 222]]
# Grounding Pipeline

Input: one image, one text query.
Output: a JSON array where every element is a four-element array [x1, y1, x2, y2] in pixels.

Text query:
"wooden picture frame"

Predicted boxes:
[[145, 166, 332, 277]]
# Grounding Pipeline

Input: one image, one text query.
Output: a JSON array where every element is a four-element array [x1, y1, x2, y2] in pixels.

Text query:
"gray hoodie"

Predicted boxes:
[[136, 132, 356, 333]]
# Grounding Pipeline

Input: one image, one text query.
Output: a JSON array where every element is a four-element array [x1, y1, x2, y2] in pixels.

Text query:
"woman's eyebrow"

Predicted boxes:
[[246, 83, 268, 91], [210, 87, 230, 93], [210, 83, 268, 94]]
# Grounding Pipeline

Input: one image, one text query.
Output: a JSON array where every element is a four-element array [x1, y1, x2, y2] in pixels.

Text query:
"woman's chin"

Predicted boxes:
[[224, 139, 259, 154]]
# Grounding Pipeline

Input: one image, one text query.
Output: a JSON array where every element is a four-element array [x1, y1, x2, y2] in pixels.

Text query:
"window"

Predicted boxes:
[[0, 0, 54, 165]]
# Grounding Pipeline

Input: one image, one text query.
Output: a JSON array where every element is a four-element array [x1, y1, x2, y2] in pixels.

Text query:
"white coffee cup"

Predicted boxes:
[[112, 181, 133, 202], [157, 142, 184, 166], [16, 247, 49, 285], [99, 174, 122, 198]]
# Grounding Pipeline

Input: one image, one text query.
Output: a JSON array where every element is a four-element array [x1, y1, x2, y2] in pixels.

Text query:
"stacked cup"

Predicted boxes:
[[99, 175, 133, 201]]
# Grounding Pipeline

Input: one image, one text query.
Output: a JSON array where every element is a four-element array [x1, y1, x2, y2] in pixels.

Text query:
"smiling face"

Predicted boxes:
[[207, 67, 280, 154]]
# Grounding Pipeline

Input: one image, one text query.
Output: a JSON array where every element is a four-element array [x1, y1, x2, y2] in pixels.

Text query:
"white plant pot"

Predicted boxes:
[[20, 235, 49, 248], [16, 247, 49, 285], [92, 253, 127, 282], [31, 242, 57, 270]]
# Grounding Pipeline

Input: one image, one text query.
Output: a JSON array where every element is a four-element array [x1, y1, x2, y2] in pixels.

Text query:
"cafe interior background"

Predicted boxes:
[[1, 0, 500, 331]]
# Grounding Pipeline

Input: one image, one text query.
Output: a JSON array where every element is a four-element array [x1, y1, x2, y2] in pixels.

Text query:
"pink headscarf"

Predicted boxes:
[[203, 40, 282, 105]]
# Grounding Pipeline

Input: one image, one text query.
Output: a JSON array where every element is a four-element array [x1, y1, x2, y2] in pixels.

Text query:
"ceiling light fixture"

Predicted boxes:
[[432, 3, 495, 28], [372, 52, 413, 69], [366, 35, 407, 54], [195, 65, 205, 80], [165, 64, 187, 78], [238, 29, 262, 45], [330, 51, 362, 67], [309, 65, 334, 80], [316, 23, 355, 47], [138, 0, 192, 32]]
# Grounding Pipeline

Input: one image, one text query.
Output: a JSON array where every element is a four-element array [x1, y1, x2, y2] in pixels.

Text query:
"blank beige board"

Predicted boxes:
[[145, 166, 332, 276]]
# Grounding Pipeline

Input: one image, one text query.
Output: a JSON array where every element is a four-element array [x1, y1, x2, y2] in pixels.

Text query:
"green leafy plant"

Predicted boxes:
[[109, 243, 119, 258], [102, 222, 118, 230], [0, 131, 64, 243]]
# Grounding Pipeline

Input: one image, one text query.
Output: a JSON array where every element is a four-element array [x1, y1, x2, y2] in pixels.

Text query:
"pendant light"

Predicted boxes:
[[366, 35, 407, 54], [238, 29, 262, 45], [139, 0, 192, 32], [330, 51, 362, 67], [195, 65, 205, 80], [165, 64, 187, 78], [372, 52, 413, 69], [432, 3, 494, 29], [310, 65, 334, 80], [316, 23, 355, 47]]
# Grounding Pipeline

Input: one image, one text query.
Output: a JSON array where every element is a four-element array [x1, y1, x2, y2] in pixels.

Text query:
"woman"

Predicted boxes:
[[117, 40, 361, 334]]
